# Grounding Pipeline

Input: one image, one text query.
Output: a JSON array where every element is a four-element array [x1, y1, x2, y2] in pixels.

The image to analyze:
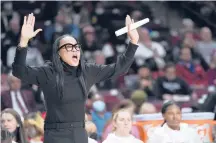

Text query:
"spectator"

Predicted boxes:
[[137, 66, 155, 97], [71, 1, 90, 28], [24, 112, 44, 143], [93, 51, 113, 90], [147, 101, 202, 143], [197, 27, 216, 65], [135, 28, 166, 71], [7, 45, 44, 68], [102, 99, 141, 141], [1, 2, 20, 33], [207, 51, 216, 86], [91, 97, 112, 140], [44, 10, 80, 43], [155, 63, 192, 100], [80, 25, 101, 55], [1, 108, 28, 143], [85, 120, 98, 142], [2, 17, 21, 65], [139, 102, 157, 114], [130, 90, 148, 114], [176, 47, 207, 86], [102, 109, 143, 143], [1, 73, 37, 117], [183, 32, 209, 71]]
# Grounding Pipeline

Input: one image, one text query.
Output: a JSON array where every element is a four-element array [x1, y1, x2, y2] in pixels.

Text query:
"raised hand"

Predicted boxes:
[[126, 15, 139, 45], [19, 13, 42, 47]]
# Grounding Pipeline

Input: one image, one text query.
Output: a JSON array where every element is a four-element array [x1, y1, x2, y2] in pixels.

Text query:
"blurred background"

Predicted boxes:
[[1, 1, 216, 143]]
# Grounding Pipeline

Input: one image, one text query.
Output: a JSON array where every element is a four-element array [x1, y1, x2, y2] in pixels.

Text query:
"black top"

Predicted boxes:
[[155, 76, 192, 99], [12, 42, 138, 123]]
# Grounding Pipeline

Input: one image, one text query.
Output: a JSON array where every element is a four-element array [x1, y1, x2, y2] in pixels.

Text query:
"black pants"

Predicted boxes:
[[44, 122, 88, 143]]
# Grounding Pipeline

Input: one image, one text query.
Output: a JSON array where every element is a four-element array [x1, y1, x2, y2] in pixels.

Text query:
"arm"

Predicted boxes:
[[85, 42, 138, 84], [12, 13, 44, 85], [12, 47, 48, 86]]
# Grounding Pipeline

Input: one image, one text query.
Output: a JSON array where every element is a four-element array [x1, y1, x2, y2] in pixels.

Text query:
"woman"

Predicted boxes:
[[147, 101, 202, 143], [1, 108, 28, 143], [102, 109, 143, 143], [12, 13, 139, 143]]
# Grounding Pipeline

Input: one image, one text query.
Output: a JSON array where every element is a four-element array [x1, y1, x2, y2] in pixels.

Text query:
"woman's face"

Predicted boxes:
[[1, 113, 18, 133], [163, 105, 181, 129], [113, 111, 132, 135], [58, 36, 81, 66]]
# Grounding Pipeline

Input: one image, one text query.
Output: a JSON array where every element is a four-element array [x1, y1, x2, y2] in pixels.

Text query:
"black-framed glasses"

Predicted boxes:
[[57, 43, 81, 52]]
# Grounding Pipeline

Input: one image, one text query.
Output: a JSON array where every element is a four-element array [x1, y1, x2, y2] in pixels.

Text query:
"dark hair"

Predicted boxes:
[[1, 108, 28, 143], [164, 62, 175, 71], [161, 101, 178, 127], [52, 34, 79, 99]]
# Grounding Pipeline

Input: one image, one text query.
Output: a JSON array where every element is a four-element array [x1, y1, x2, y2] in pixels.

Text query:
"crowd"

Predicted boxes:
[[1, 1, 216, 143]]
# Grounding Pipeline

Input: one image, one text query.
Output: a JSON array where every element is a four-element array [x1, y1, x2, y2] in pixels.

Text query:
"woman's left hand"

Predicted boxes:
[[126, 15, 139, 45]]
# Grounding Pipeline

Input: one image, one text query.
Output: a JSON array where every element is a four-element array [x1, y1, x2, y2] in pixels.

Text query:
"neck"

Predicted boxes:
[[114, 131, 130, 137], [61, 59, 78, 75]]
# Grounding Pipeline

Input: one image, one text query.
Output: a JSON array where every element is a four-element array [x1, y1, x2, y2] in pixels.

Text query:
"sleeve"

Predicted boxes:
[[85, 42, 138, 85], [154, 78, 165, 100], [179, 78, 192, 95], [12, 47, 49, 86]]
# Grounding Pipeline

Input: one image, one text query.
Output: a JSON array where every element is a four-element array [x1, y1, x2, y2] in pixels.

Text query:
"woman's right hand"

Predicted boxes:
[[19, 13, 42, 47]]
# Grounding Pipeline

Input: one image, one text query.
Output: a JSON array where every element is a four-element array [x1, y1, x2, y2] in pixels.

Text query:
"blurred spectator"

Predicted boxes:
[[24, 112, 44, 143], [130, 90, 148, 114], [85, 120, 98, 142], [155, 63, 192, 100], [1, 108, 28, 143], [44, 10, 80, 43], [207, 50, 216, 86], [71, 1, 90, 28], [139, 102, 157, 114], [93, 51, 113, 90], [81, 25, 101, 55], [176, 47, 207, 86], [102, 109, 143, 143], [102, 99, 141, 141], [147, 101, 202, 143], [135, 28, 166, 71], [131, 10, 143, 21], [7, 45, 44, 68], [91, 96, 112, 140], [1, 2, 20, 33], [197, 27, 216, 65], [1, 73, 37, 117], [2, 17, 21, 65], [183, 32, 209, 71], [138, 66, 155, 97], [1, 73, 10, 93]]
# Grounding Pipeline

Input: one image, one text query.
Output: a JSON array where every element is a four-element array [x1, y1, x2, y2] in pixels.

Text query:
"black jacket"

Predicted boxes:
[[12, 42, 138, 122]]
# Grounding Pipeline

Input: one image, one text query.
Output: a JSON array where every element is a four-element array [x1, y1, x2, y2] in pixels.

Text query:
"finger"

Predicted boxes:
[[30, 13, 34, 25], [27, 13, 31, 25], [23, 16, 27, 25], [132, 19, 135, 24], [126, 15, 131, 26], [33, 29, 42, 37], [31, 16, 35, 26]]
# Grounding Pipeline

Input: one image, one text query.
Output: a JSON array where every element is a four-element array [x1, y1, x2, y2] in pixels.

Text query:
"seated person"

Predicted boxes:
[[155, 63, 192, 100], [102, 109, 143, 143], [147, 101, 202, 143]]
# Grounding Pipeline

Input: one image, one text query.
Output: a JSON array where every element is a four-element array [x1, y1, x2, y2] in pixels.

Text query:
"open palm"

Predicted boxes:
[[21, 13, 42, 41], [126, 15, 139, 44]]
